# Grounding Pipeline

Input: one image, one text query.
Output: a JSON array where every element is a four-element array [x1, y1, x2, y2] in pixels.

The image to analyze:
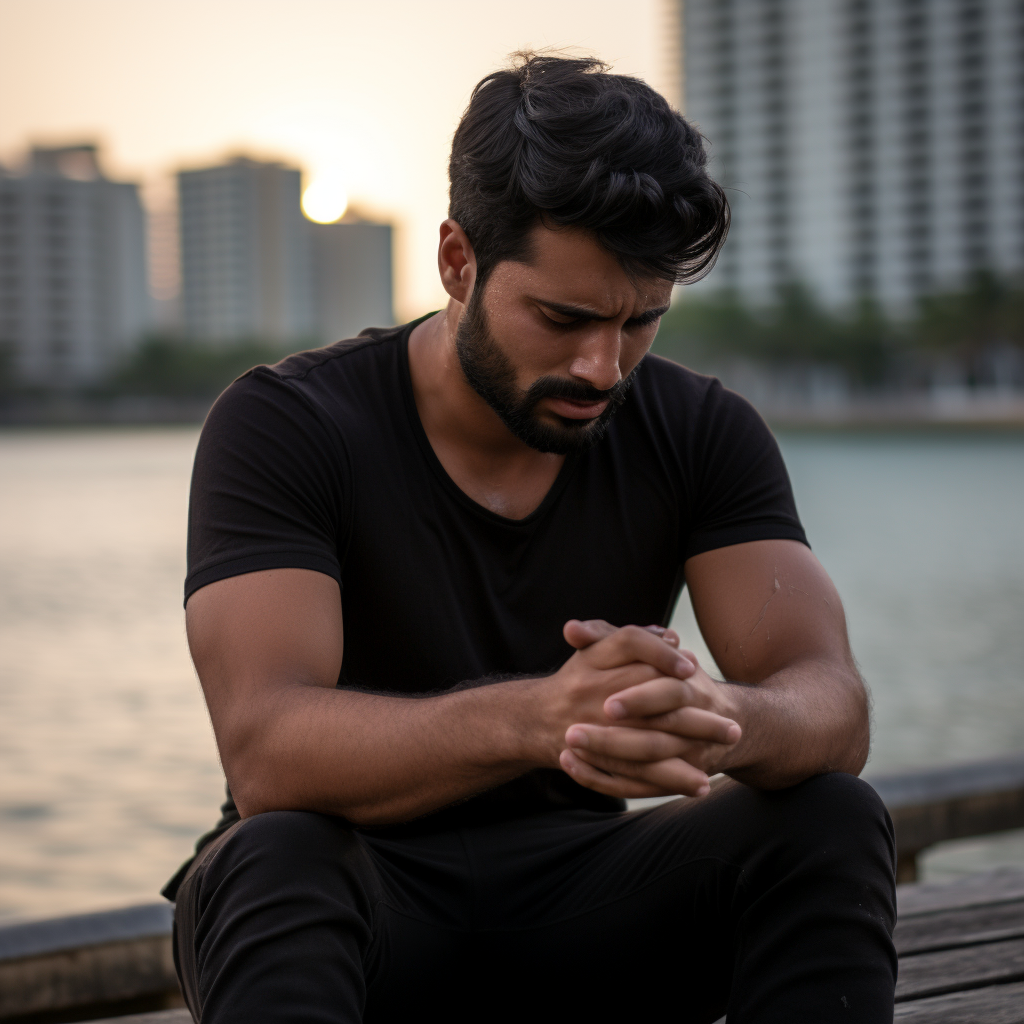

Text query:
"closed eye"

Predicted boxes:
[[625, 310, 665, 328], [543, 313, 583, 328]]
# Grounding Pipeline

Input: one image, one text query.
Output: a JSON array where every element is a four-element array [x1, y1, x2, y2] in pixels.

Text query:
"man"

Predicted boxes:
[[167, 54, 896, 1023]]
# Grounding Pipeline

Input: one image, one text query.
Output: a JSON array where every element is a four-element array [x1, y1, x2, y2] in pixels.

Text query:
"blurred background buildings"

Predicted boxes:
[[0, 145, 150, 387], [683, 0, 1024, 311], [178, 158, 314, 346], [0, 0, 1021, 414]]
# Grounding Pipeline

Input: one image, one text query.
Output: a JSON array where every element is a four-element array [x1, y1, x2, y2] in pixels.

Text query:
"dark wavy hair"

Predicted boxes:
[[448, 52, 730, 287]]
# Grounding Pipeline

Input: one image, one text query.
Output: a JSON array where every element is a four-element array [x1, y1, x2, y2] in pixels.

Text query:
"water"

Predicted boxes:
[[0, 427, 1022, 920]]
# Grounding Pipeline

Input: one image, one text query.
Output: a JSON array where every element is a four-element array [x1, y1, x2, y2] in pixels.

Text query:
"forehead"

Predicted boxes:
[[493, 222, 673, 311]]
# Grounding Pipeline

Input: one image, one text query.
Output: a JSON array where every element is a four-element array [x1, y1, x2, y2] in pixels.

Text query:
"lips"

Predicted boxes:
[[544, 396, 610, 420]]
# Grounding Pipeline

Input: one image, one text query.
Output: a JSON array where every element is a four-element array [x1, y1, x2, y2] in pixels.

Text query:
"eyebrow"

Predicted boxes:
[[536, 299, 671, 324]]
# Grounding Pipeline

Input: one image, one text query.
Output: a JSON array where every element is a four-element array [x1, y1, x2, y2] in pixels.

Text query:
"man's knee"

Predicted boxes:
[[198, 810, 377, 904], [786, 772, 892, 840], [757, 772, 896, 877]]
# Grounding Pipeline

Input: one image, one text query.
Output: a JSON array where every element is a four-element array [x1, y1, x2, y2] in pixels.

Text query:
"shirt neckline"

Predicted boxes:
[[396, 318, 581, 529]]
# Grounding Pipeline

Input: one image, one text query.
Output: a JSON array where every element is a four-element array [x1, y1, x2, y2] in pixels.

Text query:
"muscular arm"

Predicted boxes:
[[187, 568, 732, 826], [561, 539, 869, 792], [687, 538, 868, 786]]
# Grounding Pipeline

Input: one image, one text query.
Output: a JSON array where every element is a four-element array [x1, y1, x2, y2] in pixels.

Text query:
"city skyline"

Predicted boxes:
[[0, 0, 678, 320]]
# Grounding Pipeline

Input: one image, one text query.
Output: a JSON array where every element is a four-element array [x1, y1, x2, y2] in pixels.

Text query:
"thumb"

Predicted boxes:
[[563, 618, 618, 650]]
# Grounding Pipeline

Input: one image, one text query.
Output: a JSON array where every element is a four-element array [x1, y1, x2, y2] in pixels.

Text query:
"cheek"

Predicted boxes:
[[492, 307, 573, 374], [620, 330, 657, 374]]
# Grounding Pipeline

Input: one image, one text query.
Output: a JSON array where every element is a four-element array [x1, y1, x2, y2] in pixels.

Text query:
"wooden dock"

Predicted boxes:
[[1, 754, 1022, 1023]]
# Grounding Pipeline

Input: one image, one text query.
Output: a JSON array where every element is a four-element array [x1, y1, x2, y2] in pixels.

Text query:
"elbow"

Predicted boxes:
[[833, 674, 871, 777]]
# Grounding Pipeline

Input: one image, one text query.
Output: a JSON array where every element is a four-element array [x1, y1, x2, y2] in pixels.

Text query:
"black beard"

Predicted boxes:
[[454, 292, 636, 456]]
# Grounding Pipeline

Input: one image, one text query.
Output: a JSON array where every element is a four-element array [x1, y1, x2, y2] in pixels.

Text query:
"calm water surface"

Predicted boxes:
[[1, 426, 1022, 919]]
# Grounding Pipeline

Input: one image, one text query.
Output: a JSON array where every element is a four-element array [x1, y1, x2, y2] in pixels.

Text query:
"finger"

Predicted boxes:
[[605, 675, 725, 721], [584, 625, 695, 678], [559, 748, 676, 799], [566, 724, 689, 762], [604, 676, 696, 720], [563, 618, 618, 650], [642, 706, 743, 746], [644, 625, 680, 648], [569, 747, 711, 797]]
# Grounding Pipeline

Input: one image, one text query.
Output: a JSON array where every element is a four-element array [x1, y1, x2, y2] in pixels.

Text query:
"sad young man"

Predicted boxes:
[[167, 54, 897, 1023]]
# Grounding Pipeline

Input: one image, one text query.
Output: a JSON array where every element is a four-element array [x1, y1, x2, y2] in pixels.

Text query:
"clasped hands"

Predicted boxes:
[[553, 618, 742, 799]]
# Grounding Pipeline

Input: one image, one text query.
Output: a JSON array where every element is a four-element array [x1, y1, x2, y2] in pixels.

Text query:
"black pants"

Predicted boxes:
[[173, 773, 897, 1023]]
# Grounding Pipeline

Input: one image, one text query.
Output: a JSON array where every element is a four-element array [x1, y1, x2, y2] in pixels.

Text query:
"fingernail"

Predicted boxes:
[[697, 783, 711, 797], [676, 656, 693, 674], [606, 700, 626, 719], [647, 625, 666, 635], [566, 727, 588, 748]]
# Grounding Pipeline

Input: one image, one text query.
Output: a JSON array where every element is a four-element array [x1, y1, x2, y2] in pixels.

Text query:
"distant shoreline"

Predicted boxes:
[[2, 394, 1024, 431]]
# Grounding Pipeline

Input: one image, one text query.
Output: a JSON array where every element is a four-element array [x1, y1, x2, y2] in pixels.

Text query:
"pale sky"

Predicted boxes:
[[0, 0, 680, 319]]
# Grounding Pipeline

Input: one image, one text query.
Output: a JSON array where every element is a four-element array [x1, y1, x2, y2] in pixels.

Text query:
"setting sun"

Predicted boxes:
[[301, 173, 349, 223]]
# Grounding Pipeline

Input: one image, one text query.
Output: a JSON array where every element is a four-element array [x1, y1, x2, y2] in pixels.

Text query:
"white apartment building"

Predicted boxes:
[[178, 158, 314, 345], [310, 217, 394, 344], [0, 145, 151, 386], [682, 0, 1024, 310]]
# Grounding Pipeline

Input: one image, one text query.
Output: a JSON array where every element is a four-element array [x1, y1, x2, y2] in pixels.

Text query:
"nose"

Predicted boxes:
[[567, 324, 623, 392]]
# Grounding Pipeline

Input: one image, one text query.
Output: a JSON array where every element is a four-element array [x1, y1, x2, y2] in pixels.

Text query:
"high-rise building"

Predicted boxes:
[[178, 157, 313, 345], [682, 0, 1024, 310], [310, 216, 394, 343], [0, 145, 151, 386]]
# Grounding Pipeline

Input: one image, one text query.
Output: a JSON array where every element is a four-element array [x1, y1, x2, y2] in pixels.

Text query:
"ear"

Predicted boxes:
[[438, 219, 477, 305]]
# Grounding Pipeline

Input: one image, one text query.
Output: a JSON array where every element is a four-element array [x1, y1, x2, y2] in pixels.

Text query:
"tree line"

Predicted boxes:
[[652, 272, 1024, 391]]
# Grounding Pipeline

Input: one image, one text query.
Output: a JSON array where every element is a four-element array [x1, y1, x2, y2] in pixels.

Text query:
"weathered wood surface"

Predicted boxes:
[[892, 868, 1024, 1021], [897, 866, 1024, 915], [869, 753, 1024, 882], [74, 1013, 191, 1024], [0, 905, 179, 1021], [896, 936, 1024, 1001], [894, 980, 1024, 1023], [895, 897, 1024, 954]]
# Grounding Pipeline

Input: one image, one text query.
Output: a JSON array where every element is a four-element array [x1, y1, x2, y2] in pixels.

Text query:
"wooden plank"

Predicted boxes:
[[0, 905, 172, 962], [867, 757, 1024, 882], [895, 898, 1024, 954], [870, 755, 1024, 880], [872, 755, 1024, 810], [896, 936, 1024, 1002], [0, 935, 179, 1019], [898, 867, 1024, 917], [87, 1012, 192, 1024], [894, 980, 1024, 1023]]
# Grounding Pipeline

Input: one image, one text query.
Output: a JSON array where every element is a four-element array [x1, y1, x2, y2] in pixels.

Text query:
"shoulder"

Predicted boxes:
[[203, 323, 407, 441], [629, 352, 763, 438], [262, 323, 405, 384]]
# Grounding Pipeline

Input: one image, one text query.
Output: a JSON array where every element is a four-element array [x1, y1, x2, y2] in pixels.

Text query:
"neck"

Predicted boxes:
[[407, 303, 543, 461], [406, 304, 565, 520]]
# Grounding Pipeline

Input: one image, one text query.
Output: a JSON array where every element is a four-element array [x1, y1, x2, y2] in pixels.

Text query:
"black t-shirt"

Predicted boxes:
[[179, 317, 807, 872]]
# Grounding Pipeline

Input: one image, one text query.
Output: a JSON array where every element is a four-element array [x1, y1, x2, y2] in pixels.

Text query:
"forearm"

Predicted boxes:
[[222, 677, 550, 826], [713, 657, 869, 789]]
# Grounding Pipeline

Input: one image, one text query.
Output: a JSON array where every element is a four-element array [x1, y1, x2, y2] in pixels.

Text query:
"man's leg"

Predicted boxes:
[[173, 811, 383, 1023], [173, 809, 483, 1023], [462, 772, 897, 1024]]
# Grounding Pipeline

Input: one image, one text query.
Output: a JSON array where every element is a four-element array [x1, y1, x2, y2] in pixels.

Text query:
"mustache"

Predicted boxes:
[[524, 370, 637, 409]]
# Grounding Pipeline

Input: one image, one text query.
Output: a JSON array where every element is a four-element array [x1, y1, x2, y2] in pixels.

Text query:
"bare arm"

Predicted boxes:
[[560, 539, 869, 793], [187, 568, 736, 826]]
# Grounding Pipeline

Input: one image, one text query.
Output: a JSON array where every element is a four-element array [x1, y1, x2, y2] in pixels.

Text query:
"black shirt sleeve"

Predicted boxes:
[[683, 379, 808, 560], [185, 368, 349, 604]]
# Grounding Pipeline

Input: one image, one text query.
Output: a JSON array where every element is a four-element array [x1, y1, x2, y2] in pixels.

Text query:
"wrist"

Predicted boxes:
[[705, 678, 746, 775], [510, 673, 567, 769]]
